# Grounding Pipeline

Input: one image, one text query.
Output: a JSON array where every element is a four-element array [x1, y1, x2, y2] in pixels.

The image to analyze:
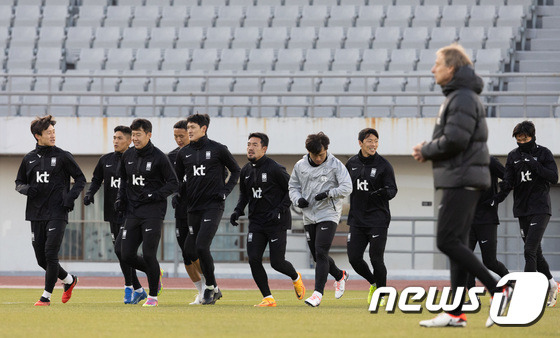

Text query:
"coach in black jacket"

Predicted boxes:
[[15, 115, 85, 306], [83, 125, 143, 304], [116, 119, 178, 307], [493, 121, 558, 306], [175, 113, 240, 305], [230, 133, 304, 307], [413, 45, 507, 328], [346, 128, 397, 305]]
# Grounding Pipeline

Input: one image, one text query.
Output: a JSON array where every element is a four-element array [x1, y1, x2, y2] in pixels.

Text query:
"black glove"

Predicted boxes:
[[172, 194, 180, 209], [315, 190, 329, 201], [114, 199, 126, 212], [266, 209, 281, 223], [139, 191, 159, 203], [482, 199, 496, 207], [297, 197, 309, 208], [62, 199, 74, 213], [230, 211, 240, 226], [521, 153, 538, 169], [83, 194, 94, 206], [370, 188, 388, 199], [27, 186, 38, 198], [214, 192, 227, 201]]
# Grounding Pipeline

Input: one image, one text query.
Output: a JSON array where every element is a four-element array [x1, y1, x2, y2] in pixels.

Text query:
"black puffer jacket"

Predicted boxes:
[[421, 65, 490, 190]]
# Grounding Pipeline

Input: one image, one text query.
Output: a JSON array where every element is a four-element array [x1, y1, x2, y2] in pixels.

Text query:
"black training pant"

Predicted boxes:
[[436, 188, 499, 316], [347, 226, 388, 287], [247, 229, 298, 298], [186, 209, 223, 287], [519, 214, 553, 279], [121, 218, 162, 297], [304, 221, 344, 294], [175, 218, 192, 266], [110, 222, 141, 289], [466, 223, 509, 289], [31, 220, 70, 293]]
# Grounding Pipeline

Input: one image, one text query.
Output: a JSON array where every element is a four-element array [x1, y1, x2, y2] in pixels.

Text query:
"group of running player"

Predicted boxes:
[[14, 44, 559, 328]]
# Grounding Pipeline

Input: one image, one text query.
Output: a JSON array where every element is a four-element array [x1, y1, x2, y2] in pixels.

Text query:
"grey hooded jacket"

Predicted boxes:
[[288, 153, 352, 225]]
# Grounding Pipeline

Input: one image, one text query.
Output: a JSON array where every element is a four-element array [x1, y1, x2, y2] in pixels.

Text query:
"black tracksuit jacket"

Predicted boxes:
[[85, 151, 125, 223], [234, 155, 292, 232], [472, 156, 504, 225], [346, 151, 397, 228], [168, 147, 188, 219], [175, 135, 240, 213], [116, 141, 178, 219], [15, 144, 86, 221], [495, 142, 558, 217]]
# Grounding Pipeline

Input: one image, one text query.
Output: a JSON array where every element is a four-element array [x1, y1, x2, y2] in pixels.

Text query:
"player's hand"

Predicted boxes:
[[297, 198, 309, 208], [266, 209, 281, 223], [314, 190, 329, 201], [230, 211, 240, 226], [27, 186, 38, 198], [83, 194, 94, 206], [483, 199, 496, 207], [520, 152, 538, 169], [171, 194, 180, 209], [139, 191, 159, 202], [62, 199, 74, 213], [412, 142, 426, 163], [214, 192, 227, 201]]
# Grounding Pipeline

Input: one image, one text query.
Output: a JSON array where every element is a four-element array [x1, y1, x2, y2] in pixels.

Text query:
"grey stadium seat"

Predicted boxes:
[[6, 48, 35, 70], [105, 48, 135, 71], [160, 6, 187, 27], [361, 49, 389, 72], [428, 27, 457, 49], [400, 27, 429, 49], [486, 27, 515, 57], [260, 27, 288, 49], [244, 5, 272, 27], [299, 5, 329, 27], [468, 5, 497, 27], [355, 5, 384, 27], [440, 5, 468, 27], [74, 6, 105, 27], [411, 5, 440, 28], [458, 27, 486, 50], [275, 49, 304, 72], [66, 27, 94, 52], [496, 5, 525, 27], [287, 27, 317, 49], [271, 6, 301, 27], [384, 5, 412, 27], [388, 49, 418, 72], [134, 49, 163, 71], [474, 48, 503, 73], [372, 27, 401, 50], [331, 48, 361, 72], [75, 48, 106, 70], [121, 27, 149, 49], [187, 6, 217, 27], [188, 48, 219, 71], [9, 27, 38, 49], [231, 27, 261, 49], [35, 48, 63, 70], [37, 27, 65, 49], [327, 5, 357, 27], [204, 27, 233, 49], [13, 6, 41, 27], [93, 27, 122, 49], [104, 6, 133, 28], [176, 27, 205, 49], [316, 27, 345, 49], [345, 27, 373, 49], [215, 5, 245, 27], [303, 49, 332, 72], [132, 6, 161, 27], [218, 49, 247, 71], [149, 27, 177, 49], [247, 48, 275, 71], [417, 49, 438, 71], [41, 6, 69, 27]]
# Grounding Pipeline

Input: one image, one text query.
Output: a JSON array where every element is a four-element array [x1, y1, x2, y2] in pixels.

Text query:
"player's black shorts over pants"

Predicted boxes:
[[347, 226, 388, 287], [519, 214, 553, 279], [121, 218, 162, 297], [305, 221, 344, 294], [31, 220, 70, 293], [466, 223, 509, 289], [436, 188, 500, 315], [187, 209, 224, 287], [247, 229, 298, 297], [110, 222, 141, 289]]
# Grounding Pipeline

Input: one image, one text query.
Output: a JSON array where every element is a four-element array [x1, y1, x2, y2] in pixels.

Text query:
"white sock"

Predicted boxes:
[[293, 274, 300, 282], [135, 287, 144, 293], [194, 280, 203, 293], [264, 295, 274, 300], [42, 291, 52, 300], [147, 296, 157, 301], [125, 285, 133, 290], [206, 285, 215, 291], [550, 278, 557, 289], [62, 274, 73, 284]]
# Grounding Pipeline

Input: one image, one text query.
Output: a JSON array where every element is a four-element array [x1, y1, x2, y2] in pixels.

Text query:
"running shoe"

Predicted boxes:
[[131, 289, 148, 305], [61, 275, 78, 303], [142, 298, 158, 307], [420, 313, 467, 327], [124, 287, 133, 304], [255, 297, 277, 307], [305, 291, 322, 307], [293, 272, 305, 300], [334, 270, 349, 299], [368, 284, 377, 304]]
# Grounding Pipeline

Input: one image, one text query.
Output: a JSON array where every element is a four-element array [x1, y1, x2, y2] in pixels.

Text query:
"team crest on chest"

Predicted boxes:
[[51, 157, 56, 166], [262, 173, 267, 182], [206, 151, 211, 159], [370, 168, 377, 177], [146, 162, 152, 171]]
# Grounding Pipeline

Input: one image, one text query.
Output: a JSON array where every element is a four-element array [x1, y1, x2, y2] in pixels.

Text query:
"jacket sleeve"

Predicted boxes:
[[15, 157, 31, 195], [494, 153, 514, 203], [64, 152, 87, 203], [174, 148, 186, 196], [489, 156, 505, 180], [233, 166, 249, 215], [85, 156, 104, 197], [220, 145, 241, 197], [288, 163, 303, 205], [421, 92, 479, 161], [533, 148, 559, 184], [154, 153, 179, 199], [116, 154, 128, 203], [276, 164, 292, 212], [328, 159, 353, 199], [381, 161, 398, 201]]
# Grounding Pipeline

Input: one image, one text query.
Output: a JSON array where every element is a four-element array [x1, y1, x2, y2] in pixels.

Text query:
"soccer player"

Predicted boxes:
[[15, 115, 85, 306], [465, 156, 509, 302], [83, 125, 146, 304], [230, 132, 306, 307], [168, 120, 206, 305], [345, 128, 397, 307], [175, 113, 240, 305], [115, 118, 179, 307], [412, 44, 512, 327], [491, 121, 558, 307], [288, 132, 352, 307]]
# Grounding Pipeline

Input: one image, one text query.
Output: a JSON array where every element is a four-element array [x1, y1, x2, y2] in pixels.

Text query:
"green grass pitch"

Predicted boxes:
[[0, 289, 558, 337]]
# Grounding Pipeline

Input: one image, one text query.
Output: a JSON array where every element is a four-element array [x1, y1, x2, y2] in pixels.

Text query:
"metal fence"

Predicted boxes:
[[1, 72, 559, 118]]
